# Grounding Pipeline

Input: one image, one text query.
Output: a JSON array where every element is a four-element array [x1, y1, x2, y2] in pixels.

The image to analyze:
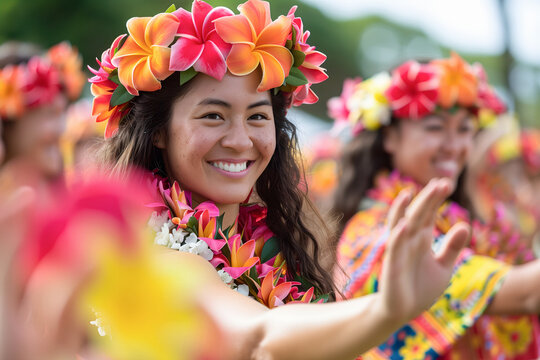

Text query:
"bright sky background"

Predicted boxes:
[[302, 0, 540, 65]]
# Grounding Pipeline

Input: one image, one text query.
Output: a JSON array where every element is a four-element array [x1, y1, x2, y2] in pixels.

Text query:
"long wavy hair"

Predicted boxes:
[[98, 73, 337, 299], [332, 117, 474, 232]]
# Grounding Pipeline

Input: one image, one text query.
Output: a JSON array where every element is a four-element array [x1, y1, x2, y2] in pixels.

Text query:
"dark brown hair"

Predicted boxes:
[[332, 117, 474, 232], [98, 73, 337, 299]]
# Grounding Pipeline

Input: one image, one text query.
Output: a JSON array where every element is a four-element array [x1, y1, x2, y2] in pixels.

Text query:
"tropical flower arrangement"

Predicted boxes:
[[89, 0, 328, 138], [148, 172, 326, 308], [0, 42, 85, 120], [328, 52, 507, 134]]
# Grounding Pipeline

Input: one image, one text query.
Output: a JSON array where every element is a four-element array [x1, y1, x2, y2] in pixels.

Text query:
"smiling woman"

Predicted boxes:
[[153, 71, 276, 226], [90, 1, 471, 359]]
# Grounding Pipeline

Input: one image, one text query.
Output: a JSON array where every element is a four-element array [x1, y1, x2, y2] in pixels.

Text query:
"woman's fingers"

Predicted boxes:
[[435, 222, 469, 268], [385, 218, 408, 259], [405, 178, 452, 230], [387, 189, 412, 229]]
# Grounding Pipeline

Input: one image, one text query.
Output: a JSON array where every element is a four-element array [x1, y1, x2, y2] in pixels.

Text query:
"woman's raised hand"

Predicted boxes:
[[379, 178, 469, 323]]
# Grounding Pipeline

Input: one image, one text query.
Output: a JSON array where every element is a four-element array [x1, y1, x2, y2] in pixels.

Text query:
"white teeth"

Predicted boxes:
[[211, 161, 248, 173], [436, 161, 458, 173]]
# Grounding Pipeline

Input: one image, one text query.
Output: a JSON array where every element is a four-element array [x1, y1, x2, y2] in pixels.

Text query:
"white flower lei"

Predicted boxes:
[[148, 210, 248, 295]]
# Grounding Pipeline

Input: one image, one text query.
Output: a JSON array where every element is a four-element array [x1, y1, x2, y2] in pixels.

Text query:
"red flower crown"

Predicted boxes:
[[0, 42, 85, 121], [89, 0, 329, 139], [328, 52, 506, 135]]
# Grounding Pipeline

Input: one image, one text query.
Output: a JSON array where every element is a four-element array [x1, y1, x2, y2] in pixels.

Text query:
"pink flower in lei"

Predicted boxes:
[[384, 61, 439, 119], [169, 0, 234, 80], [150, 174, 325, 306]]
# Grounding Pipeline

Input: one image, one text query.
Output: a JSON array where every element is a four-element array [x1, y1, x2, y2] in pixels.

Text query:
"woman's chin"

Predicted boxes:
[[200, 191, 252, 206]]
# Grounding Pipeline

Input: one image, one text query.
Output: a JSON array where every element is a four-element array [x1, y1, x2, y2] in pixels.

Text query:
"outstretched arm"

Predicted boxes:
[[13, 178, 467, 360], [170, 178, 468, 360], [486, 258, 540, 315]]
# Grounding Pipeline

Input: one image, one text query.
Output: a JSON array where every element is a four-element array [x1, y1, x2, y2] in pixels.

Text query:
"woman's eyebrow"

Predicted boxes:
[[197, 99, 271, 109], [248, 100, 272, 109], [197, 98, 231, 107]]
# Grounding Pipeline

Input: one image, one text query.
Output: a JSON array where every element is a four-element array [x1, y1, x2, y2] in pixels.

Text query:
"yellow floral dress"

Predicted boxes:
[[337, 171, 538, 359]]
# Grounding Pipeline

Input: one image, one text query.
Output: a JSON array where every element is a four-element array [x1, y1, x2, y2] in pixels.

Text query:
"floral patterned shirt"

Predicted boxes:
[[337, 171, 538, 359]]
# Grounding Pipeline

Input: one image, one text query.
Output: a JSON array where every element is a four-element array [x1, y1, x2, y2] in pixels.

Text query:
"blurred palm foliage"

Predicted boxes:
[[1, 0, 537, 127]]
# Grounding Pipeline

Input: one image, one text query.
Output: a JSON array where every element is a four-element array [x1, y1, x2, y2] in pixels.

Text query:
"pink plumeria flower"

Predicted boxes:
[[170, 0, 234, 80]]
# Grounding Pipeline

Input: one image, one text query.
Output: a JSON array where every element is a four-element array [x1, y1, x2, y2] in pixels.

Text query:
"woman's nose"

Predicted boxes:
[[220, 119, 253, 152]]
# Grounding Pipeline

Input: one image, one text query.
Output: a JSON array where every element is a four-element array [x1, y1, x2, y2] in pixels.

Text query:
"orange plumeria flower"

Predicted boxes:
[[47, 42, 86, 101], [90, 80, 130, 138], [0, 65, 25, 119], [214, 0, 293, 92], [258, 269, 295, 308], [432, 51, 478, 109], [112, 12, 180, 95]]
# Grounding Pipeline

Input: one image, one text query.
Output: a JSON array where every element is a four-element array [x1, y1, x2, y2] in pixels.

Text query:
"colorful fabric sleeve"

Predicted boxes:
[[337, 202, 389, 299], [337, 205, 512, 359]]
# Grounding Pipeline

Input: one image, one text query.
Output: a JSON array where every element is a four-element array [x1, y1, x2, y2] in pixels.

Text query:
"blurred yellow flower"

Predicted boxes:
[[81, 242, 206, 360]]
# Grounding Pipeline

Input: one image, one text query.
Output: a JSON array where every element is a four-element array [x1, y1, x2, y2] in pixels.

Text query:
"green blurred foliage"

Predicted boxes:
[[1, 0, 537, 126]]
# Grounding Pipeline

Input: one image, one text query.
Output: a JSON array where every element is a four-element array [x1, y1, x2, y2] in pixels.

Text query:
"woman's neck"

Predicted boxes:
[[217, 203, 240, 228], [190, 194, 240, 228]]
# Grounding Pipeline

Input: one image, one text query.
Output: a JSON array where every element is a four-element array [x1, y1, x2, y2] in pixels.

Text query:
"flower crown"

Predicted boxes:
[[89, 0, 328, 139], [328, 52, 506, 135], [0, 42, 85, 121], [488, 128, 540, 174]]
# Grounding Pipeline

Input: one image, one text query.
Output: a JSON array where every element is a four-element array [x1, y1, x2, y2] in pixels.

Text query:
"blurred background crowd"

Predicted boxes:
[[0, 0, 539, 359]]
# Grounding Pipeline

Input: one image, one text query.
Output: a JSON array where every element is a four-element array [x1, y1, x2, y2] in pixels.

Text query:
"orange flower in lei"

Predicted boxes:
[[112, 12, 179, 95], [432, 51, 478, 109], [214, 0, 293, 92]]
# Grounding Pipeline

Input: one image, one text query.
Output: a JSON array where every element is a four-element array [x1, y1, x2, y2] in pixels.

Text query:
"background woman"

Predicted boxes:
[[331, 53, 540, 359]]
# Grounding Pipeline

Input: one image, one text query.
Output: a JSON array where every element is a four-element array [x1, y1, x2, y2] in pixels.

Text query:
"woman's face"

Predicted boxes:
[[384, 109, 476, 190], [3, 95, 67, 178], [157, 71, 276, 206]]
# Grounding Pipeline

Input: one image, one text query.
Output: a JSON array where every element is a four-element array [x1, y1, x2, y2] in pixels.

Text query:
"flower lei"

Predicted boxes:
[[147, 173, 326, 308], [0, 42, 85, 120], [328, 52, 506, 134], [89, 0, 328, 139], [368, 170, 535, 265]]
